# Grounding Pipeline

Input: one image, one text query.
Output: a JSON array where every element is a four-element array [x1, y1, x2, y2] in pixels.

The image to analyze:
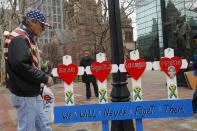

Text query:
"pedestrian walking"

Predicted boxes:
[[80, 51, 98, 100], [4, 9, 53, 131]]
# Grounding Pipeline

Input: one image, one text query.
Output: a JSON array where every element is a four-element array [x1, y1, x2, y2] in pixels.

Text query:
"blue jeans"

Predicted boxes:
[[11, 94, 52, 131]]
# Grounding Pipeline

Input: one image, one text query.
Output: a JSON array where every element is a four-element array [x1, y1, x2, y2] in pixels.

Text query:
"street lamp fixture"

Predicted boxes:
[[108, 0, 135, 131]]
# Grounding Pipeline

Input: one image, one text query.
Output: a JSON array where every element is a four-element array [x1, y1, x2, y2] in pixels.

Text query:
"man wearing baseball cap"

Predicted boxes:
[[4, 9, 53, 131]]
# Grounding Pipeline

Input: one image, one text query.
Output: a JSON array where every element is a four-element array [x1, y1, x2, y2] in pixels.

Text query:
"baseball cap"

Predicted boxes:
[[26, 9, 51, 27]]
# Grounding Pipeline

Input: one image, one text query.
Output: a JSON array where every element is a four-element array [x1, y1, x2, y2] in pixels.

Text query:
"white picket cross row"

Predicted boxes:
[[152, 48, 188, 100], [51, 55, 85, 106], [119, 50, 152, 101], [51, 53, 118, 105]]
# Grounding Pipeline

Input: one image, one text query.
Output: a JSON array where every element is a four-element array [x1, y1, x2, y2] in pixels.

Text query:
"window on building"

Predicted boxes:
[[125, 31, 133, 42], [53, 23, 57, 28], [53, 15, 57, 21], [75, 19, 78, 25], [58, 23, 61, 29], [45, 39, 48, 43], [48, 7, 51, 15], [50, 31, 54, 37], [52, 0, 58, 6], [48, 0, 52, 5], [42, 0, 46, 4], [58, 15, 61, 22], [57, 8, 61, 14], [43, 6, 46, 14], [53, 7, 56, 14], [56, 0, 60, 5]]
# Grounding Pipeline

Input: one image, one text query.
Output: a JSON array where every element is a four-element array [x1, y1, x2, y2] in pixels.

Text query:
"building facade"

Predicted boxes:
[[136, 0, 197, 60], [64, 0, 135, 63], [64, 0, 100, 63], [120, 7, 135, 58]]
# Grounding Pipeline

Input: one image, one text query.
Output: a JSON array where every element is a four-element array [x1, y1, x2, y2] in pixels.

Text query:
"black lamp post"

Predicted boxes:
[[108, 0, 135, 131]]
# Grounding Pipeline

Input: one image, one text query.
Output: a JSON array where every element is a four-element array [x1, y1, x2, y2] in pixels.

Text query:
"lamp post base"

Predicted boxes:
[[110, 81, 135, 131], [111, 120, 135, 131], [110, 81, 130, 102]]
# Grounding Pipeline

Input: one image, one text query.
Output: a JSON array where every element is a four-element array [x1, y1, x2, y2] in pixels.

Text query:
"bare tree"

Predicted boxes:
[[70, 0, 136, 56], [0, 0, 43, 31], [94, 0, 135, 58], [0, 0, 18, 31], [42, 42, 63, 68], [120, 0, 135, 18], [186, 1, 197, 12], [0, 0, 18, 85]]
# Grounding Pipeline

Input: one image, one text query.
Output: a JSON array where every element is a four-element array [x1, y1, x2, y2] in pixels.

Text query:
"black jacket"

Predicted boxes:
[[80, 56, 96, 83], [6, 36, 48, 97]]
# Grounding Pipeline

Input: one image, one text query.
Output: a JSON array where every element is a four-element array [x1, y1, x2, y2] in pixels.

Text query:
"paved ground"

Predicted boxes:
[[0, 71, 196, 131]]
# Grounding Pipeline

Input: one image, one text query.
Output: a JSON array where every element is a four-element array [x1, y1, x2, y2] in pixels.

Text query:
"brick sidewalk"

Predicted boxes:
[[0, 71, 196, 131]]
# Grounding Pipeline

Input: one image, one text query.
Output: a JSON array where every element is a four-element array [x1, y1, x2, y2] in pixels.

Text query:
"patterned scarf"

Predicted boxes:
[[4, 27, 40, 68]]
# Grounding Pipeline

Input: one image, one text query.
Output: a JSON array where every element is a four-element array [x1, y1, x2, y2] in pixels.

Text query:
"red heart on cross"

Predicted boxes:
[[90, 61, 112, 82], [125, 58, 146, 80], [159, 56, 182, 78], [57, 64, 78, 85]]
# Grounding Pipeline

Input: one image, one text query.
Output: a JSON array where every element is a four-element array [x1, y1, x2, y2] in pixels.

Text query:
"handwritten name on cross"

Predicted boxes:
[[153, 48, 188, 100]]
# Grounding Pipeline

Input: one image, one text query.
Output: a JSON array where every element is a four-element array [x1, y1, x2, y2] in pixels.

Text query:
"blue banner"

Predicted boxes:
[[54, 99, 193, 123]]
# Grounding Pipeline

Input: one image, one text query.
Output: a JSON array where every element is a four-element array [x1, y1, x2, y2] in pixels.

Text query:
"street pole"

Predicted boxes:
[[108, 0, 135, 131]]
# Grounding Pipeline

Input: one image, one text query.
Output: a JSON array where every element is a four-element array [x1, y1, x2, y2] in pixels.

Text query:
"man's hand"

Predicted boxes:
[[47, 76, 53, 87]]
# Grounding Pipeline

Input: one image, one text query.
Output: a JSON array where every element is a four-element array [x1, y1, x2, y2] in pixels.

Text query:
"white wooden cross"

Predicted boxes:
[[119, 50, 152, 101], [153, 48, 188, 100], [51, 55, 84, 106], [86, 52, 119, 131], [86, 53, 118, 104]]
